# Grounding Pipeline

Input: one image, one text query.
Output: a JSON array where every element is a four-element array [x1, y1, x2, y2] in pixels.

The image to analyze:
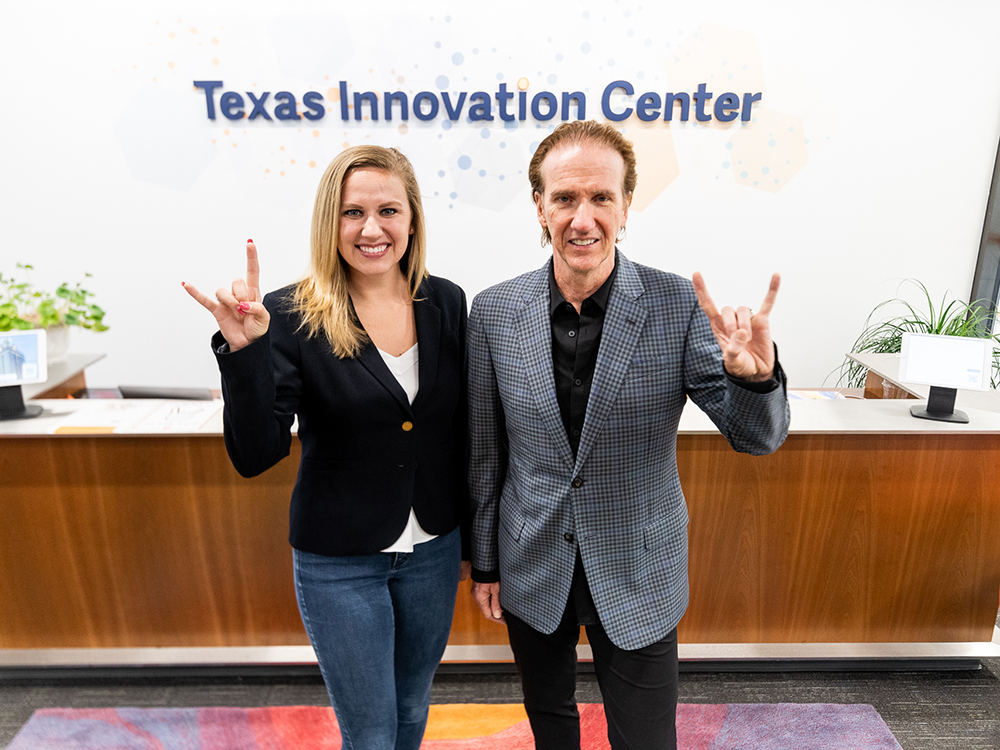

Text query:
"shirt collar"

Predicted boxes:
[[548, 249, 619, 316]]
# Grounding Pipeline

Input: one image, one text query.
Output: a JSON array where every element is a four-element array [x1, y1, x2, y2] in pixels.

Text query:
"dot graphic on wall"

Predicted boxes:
[[517, 78, 529, 91]]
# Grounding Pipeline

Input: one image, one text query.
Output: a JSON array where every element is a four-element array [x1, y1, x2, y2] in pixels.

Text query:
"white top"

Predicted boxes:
[[377, 343, 437, 553]]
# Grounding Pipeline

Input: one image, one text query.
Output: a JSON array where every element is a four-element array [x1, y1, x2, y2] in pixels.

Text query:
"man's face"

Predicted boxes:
[[535, 140, 630, 281]]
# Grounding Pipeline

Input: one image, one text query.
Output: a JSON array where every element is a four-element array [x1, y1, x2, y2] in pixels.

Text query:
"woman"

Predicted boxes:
[[184, 146, 469, 750]]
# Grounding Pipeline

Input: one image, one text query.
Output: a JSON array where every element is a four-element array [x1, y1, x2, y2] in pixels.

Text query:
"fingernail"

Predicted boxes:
[[181, 282, 186, 287], [238, 309, 246, 316], [247, 238, 254, 244], [238, 302, 250, 312]]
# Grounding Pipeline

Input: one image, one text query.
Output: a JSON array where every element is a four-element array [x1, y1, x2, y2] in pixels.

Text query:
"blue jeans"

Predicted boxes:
[[293, 527, 461, 750]]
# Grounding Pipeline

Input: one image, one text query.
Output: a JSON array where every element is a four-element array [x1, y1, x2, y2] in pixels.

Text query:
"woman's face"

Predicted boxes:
[[337, 168, 414, 282]]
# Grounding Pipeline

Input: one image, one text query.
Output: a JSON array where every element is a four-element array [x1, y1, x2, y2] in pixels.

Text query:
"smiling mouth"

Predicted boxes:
[[357, 244, 390, 257], [569, 239, 598, 247]]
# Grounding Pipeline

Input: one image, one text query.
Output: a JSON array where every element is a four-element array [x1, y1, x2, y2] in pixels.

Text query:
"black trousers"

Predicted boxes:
[[505, 606, 678, 750]]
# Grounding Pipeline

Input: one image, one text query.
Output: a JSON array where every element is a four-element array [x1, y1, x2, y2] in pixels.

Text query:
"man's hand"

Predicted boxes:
[[472, 581, 505, 623], [692, 272, 780, 382]]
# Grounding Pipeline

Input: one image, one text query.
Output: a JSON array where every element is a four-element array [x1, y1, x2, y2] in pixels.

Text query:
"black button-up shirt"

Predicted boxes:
[[548, 256, 619, 625], [549, 258, 618, 458]]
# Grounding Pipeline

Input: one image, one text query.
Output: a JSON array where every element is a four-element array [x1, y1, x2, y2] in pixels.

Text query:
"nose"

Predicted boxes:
[[570, 203, 596, 232], [361, 214, 381, 238]]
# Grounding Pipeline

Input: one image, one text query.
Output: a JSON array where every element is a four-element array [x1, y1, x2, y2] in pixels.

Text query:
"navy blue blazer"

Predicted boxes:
[[213, 275, 469, 557]]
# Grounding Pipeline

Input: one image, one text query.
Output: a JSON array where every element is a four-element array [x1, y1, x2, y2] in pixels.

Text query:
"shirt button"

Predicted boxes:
[[574, 378, 582, 386], [571, 476, 584, 488], [402, 421, 413, 431], [564, 532, 575, 542], [565, 303, 573, 311], [567, 330, 577, 338], [572, 428, 581, 437]]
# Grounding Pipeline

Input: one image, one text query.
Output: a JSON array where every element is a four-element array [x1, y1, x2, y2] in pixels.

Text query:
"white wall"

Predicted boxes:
[[3, 0, 999, 389]]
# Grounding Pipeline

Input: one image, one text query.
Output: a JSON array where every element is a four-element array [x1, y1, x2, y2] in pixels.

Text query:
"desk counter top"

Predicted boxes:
[[6, 394, 1000, 438]]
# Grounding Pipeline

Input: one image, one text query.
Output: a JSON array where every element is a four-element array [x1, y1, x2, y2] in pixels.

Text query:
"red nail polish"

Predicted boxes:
[[247, 238, 254, 243]]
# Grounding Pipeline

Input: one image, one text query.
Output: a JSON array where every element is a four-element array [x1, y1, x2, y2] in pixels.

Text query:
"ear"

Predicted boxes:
[[622, 192, 632, 225], [534, 191, 546, 228]]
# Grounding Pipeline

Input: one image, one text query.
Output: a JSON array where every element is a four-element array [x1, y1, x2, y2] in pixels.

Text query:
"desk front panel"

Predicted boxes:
[[1, 434, 998, 650]]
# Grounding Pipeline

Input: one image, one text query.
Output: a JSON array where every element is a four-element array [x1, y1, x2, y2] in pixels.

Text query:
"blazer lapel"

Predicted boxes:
[[574, 253, 647, 473], [356, 343, 414, 415], [513, 266, 575, 471], [412, 293, 440, 410]]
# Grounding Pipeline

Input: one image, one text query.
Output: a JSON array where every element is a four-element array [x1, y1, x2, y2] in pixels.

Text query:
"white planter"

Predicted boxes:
[[46, 325, 70, 364]]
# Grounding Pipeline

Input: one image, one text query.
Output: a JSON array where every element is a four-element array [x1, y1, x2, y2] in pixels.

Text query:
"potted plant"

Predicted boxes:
[[838, 279, 1000, 389], [0, 263, 109, 363]]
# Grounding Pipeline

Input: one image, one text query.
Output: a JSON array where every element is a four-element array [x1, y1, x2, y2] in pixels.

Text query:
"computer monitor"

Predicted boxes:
[[0, 329, 48, 420], [900, 332, 992, 423]]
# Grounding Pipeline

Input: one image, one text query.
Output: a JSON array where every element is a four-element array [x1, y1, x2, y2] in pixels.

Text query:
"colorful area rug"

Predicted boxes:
[[4, 702, 903, 749]]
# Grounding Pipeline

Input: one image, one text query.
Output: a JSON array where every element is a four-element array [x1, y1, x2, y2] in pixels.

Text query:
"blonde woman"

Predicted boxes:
[[185, 146, 469, 750]]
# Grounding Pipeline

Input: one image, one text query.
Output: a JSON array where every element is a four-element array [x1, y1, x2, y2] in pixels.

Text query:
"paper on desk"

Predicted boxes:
[[52, 401, 161, 434], [787, 390, 847, 400], [117, 400, 223, 433]]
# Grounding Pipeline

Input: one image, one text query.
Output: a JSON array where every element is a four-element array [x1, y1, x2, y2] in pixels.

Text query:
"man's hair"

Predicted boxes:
[[528, 120, 637, 245]]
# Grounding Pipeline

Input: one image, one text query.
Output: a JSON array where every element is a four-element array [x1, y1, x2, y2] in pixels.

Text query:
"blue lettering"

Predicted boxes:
[[247, 91, 273, 120], [531, 92, 557, 121], [354, 91, 378, 121], [518, 90, 526, 121], [469, 92, 493, 121], [664, 93, 690, 121], [220, 91, 245, 120], [193, 80, 223, 120], [496, 83, 514, 121], [302, 91, 324, 121], [693, 83, 713, 122], [561, 91, 585, 121], [274, 92, 300, 121], [713, 93, 739, 123], [413, 92, 439, 121], [339, 81, 348, 120], [741, 92, 762, 121], [385, 91, 408, 120], [442, 91, 467, 120], [602, 80, 633, 122], [636, 92, 661, 122]]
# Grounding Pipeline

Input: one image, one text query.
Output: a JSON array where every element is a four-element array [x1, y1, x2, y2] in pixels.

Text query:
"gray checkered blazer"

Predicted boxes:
[[468, 252, 789, 650]]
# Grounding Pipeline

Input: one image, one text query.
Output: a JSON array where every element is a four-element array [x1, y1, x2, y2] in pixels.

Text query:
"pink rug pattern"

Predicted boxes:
[[4, 702, 903, 749]]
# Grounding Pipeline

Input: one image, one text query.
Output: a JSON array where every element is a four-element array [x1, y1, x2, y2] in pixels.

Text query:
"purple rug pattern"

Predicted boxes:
[[4, 703, 903, 749]]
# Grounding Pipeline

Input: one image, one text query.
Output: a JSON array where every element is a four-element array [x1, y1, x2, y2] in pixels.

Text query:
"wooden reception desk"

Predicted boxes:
[[2, 363, 1000, 666]]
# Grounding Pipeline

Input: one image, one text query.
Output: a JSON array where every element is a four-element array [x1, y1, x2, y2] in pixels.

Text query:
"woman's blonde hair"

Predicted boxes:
[[292, 146, 428, 358]]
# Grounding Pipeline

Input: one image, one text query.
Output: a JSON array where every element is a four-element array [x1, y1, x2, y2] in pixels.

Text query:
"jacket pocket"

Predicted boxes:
[[500, 504, 527, 542], [643, 515, 672, 550]]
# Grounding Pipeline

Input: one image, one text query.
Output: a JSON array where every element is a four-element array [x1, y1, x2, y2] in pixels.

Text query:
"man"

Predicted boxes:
[[467, 120, 789, 750]]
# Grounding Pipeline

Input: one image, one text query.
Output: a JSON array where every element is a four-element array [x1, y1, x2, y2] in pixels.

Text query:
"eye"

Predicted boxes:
[[380, 208, 398, 216], [343, 209, 362, 217]]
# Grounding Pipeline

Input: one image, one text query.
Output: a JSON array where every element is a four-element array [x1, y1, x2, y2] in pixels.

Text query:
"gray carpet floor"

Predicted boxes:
[[2, 657, 998, 749]]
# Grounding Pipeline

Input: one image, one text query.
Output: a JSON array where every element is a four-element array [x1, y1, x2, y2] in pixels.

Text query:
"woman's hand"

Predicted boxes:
[[183, 240, 270, 352]]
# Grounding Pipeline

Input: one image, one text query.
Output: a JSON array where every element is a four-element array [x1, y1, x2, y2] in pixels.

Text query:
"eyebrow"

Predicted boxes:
[[341, 200, 405, 210]]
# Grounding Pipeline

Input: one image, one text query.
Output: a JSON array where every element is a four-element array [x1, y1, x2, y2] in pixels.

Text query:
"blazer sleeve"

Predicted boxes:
[[467, 294, 507, 580], [682, 302, 790, 456], [212, 291, 302, 477]]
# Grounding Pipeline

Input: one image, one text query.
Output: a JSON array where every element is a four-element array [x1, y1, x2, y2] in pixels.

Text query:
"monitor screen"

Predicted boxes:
[[0, 329, 48, 387], [900, 332, 991, 392]]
